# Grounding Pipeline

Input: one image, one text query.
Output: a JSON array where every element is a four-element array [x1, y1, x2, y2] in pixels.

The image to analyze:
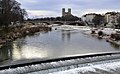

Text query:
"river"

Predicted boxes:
[[0, 26, 120, 65]]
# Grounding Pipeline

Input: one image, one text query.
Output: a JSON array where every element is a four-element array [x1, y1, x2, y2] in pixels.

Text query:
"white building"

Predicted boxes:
[[105, 12, 120, 27], [82, 13, 97, 25]]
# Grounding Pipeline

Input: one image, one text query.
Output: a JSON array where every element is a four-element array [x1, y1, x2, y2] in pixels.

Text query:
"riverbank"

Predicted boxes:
[[83, 27, 120, 45], [0, 23, 52, 48]]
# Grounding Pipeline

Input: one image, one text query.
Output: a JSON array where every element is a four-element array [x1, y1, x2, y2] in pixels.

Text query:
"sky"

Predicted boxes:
[[16, 0, 120, 18]]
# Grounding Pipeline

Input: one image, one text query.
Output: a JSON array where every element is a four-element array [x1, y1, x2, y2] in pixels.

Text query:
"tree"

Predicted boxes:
[[116, 15, 120, 29], [56, 17, 62, 21], [92, 14, 104, 27], [62, 15, 79, 21], [0, 0, 27, 27]]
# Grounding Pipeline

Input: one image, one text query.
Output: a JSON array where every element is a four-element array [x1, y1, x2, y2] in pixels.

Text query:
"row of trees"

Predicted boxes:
[[28, 15, 81, 21], [62, 15, 80, 21], [92, 14, 105, 26], [28, 17, 62, 21], [0, 0, 27, 27]]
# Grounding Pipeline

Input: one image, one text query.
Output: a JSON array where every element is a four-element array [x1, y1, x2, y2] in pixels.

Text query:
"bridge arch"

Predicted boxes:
[[52, 21, 64, 25], [41, 22, 50, 25], [68, 22, 85, 26]]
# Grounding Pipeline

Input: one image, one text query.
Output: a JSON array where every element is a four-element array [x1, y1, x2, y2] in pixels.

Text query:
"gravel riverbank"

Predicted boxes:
[[0, 23, 52, 48], [82, 27, 120, 46]]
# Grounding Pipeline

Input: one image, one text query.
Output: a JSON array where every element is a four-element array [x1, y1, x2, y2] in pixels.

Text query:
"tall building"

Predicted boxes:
[[62, 8, 65, 16], [68, 8, 71, 14], [62, 8, 72, 16]]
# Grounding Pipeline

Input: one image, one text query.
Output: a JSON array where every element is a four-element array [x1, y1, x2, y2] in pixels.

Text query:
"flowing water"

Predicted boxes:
[[0, 26, 120, 74], [1, 53, 120, 74], [0, 26, 120, 64]]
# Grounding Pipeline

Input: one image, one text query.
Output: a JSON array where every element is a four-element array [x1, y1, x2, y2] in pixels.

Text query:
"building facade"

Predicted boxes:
[[82, 13, 97, 25], [105, 12, 120, 27]]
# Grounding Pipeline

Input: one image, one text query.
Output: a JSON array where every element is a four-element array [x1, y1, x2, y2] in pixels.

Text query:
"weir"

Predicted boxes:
[[1, 52, 120, 74]]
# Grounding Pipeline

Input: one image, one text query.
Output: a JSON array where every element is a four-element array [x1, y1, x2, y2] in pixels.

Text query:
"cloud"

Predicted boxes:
[[17, 0, 38, 3], [17, 0, 120, 10], [27, 10, 61, 18], [81, 9, 120, 15], [16, 0, 120, 18], [26, 9, 120, 18], [73, 9, 120, 17]]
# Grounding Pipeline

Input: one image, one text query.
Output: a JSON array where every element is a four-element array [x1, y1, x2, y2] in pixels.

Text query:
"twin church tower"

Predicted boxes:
[[62, 8, 72, 17]]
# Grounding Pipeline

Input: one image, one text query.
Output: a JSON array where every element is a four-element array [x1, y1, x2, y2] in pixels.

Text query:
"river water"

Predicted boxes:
[[0, 26, 120, 65]]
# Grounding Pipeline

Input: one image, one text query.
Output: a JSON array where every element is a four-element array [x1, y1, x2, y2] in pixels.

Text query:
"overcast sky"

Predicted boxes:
[[17, 0, 120, 18]]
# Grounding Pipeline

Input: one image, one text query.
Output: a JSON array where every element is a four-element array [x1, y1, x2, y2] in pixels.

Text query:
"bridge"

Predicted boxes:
[[25, 20, 87, 26]]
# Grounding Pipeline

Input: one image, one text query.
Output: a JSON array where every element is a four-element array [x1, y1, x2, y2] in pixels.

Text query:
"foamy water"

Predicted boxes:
[[1, 53, 120, 74]]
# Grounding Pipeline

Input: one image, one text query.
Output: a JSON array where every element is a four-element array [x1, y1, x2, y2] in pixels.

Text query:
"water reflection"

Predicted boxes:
[[12, 37, 48, 60], [110, 43, 120, 49], [15, 38, 27, 49], [0, 42, 13, 62], [12, 44, 48, 60], [61, 31, 71, 42], [97, 37, 103, 41]]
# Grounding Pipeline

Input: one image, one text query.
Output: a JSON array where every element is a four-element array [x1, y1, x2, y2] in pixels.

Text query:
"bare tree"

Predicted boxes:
[[0, 0, 27, 27]]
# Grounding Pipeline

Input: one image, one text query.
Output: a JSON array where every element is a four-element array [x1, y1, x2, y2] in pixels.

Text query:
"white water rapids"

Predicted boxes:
[[1, 53, 120, 74]]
